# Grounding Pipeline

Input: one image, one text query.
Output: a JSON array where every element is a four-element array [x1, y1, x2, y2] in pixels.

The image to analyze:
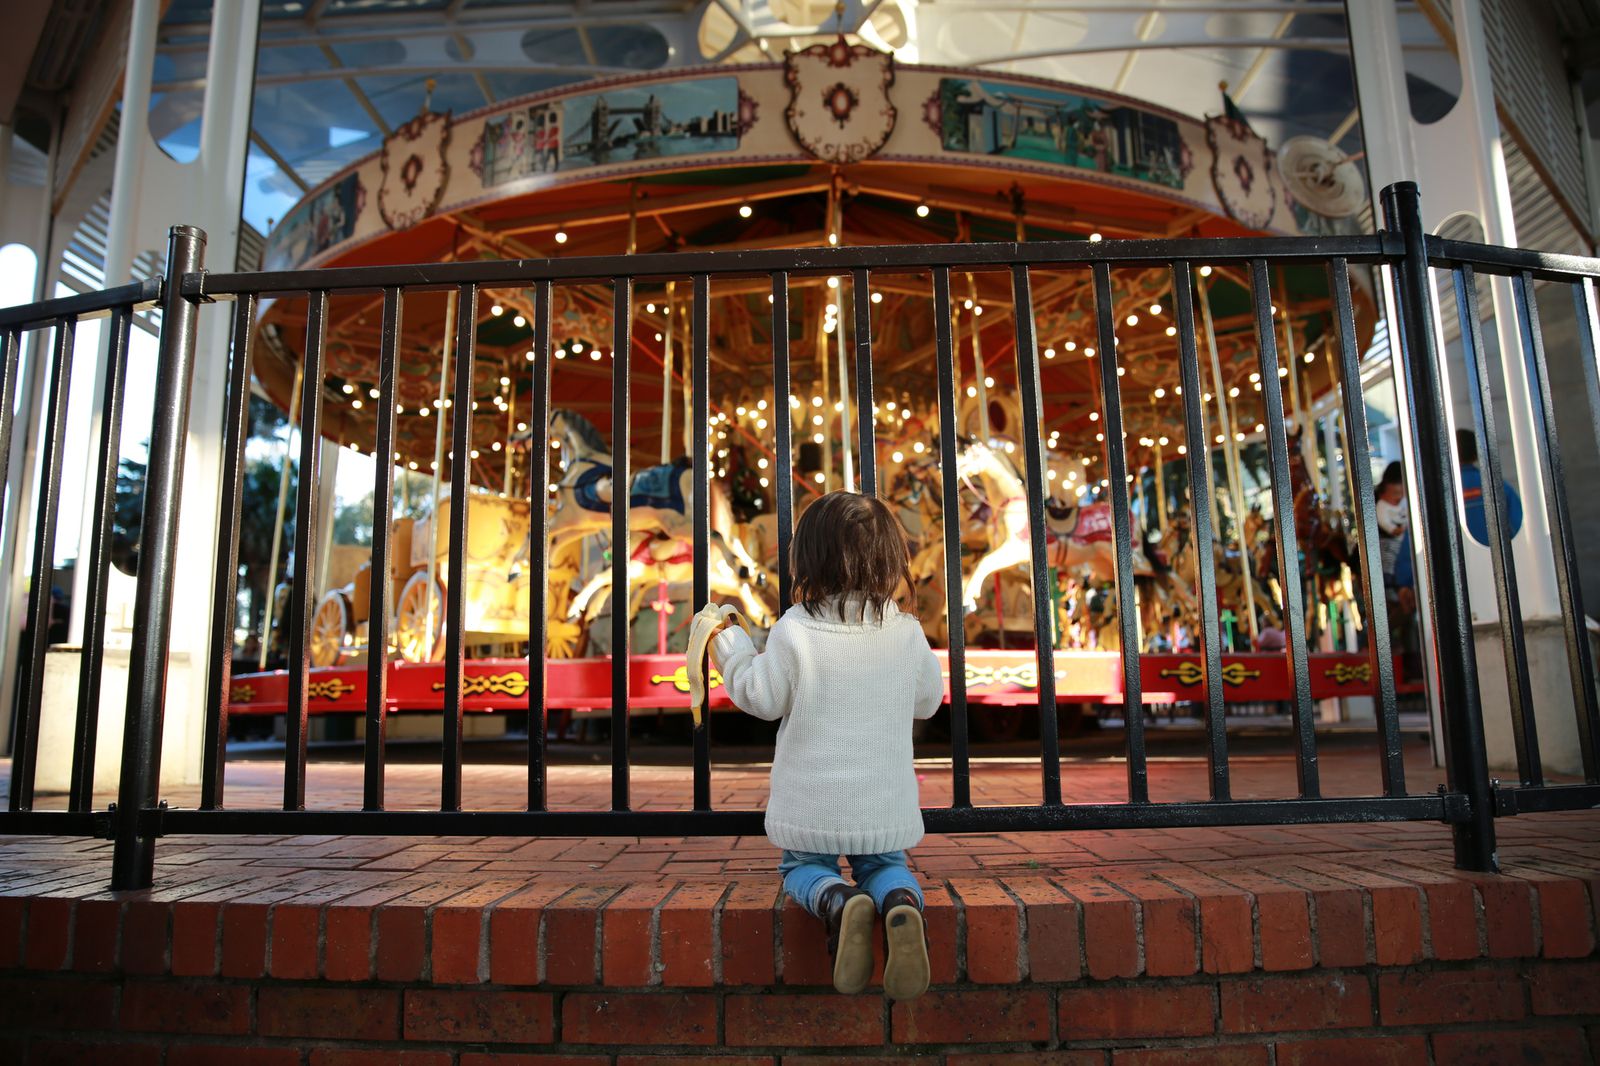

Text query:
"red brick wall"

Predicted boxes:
[[1, 871, 1596, 1063]]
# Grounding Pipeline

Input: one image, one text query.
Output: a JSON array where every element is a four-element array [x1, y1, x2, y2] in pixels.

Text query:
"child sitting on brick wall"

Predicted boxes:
[[711, 490, 944, 1000]]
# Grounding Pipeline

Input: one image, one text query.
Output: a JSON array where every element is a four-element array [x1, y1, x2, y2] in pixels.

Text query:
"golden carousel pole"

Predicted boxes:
[[1197, 268, 1259, 650], [259, 362, 304, 669], [426, 287, 457, 642], [817, 281, 833, 492], [681, 300, 692, 456], [504, 382, 516, 495], [830, 174, 854, 492], [1278, 272, 1326, 651], [661, 281, 675, 464], [1150, 397, 1169, 531], [627, 181, 639, 255], [1278, 267, 1317, 474]]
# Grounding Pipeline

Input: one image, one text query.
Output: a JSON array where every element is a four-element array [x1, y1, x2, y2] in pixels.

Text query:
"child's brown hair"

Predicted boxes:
[[790, 490, 911, 618]]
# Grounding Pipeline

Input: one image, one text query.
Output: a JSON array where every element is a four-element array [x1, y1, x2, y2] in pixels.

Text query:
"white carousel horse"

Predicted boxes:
[[954, 440, 1122, 614]]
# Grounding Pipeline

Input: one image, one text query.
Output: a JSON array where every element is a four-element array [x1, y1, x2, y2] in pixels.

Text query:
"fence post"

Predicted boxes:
[[1380, 182, 1498, 872], [111, 225, 207, 890]]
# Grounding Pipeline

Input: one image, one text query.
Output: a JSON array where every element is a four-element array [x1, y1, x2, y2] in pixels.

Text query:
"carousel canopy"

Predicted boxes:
[[245, 57, 1378, 495]]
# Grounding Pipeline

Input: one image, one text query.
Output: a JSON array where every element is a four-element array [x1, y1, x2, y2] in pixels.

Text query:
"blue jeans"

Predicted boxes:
[[779, 849, 923, 917]]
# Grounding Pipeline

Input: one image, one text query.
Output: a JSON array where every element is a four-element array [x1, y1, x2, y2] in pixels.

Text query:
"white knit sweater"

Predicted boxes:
[[711, 597, 945, 854]]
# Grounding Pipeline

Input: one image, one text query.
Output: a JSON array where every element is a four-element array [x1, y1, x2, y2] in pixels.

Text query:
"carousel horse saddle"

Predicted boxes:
[[571, 457, 691, 514], [685, 602, 754, 728], [631, 456, 691, 512]]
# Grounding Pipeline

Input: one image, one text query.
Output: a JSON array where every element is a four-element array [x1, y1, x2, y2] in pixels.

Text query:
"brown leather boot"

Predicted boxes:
[[880, 887, 929, 1001], [818, 883, 874, 994]]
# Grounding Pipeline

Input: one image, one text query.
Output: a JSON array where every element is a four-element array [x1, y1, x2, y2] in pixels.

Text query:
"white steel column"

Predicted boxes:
[[0, 110, 61, 755], [39, 0, 262, 785], [67, 0, 161, 642], [1345, 0, 1443, 759], [1446, 0, 1559, 615]]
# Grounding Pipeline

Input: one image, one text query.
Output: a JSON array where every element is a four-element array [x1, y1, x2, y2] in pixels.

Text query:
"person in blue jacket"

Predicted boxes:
[[1456, 428, 1523, 547]]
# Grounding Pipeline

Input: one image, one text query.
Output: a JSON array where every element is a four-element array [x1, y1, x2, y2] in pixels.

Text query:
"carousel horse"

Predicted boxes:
[[507, 408, 770, 644], [956, 439, 1152, 615], [567, 529, 778, 628], [508, 407, 736, 577], [1161, 506, 1283, 640], [1240, 430, 1365, 646]]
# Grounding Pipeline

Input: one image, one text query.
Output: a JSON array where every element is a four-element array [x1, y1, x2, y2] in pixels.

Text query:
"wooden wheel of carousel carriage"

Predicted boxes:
[[239, 51, 1384, 713]]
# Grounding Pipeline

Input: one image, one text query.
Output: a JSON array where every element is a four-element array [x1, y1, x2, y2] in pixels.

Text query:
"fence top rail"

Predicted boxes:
[[1427, 236, 1600, 283], [0, 278, 163, 331], [184, 233, 1401, 299]]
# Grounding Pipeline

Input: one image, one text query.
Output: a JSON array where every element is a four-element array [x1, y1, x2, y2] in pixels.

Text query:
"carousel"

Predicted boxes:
[[227, 46, 1404, 735]]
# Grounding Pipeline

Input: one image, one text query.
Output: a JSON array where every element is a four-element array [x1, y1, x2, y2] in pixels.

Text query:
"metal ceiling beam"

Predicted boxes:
[[157, 4, 686, 51], [967, 36, 1445, 67], [1230, 9, 1297, 103], [155, 60, 632, 93], [250, 130, 311, 193], [317, 43, 393, 137]]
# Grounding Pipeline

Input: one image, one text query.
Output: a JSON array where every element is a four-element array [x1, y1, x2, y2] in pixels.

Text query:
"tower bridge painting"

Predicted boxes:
[[940, 77, 1189, 189], [561, 76, 743, 168]]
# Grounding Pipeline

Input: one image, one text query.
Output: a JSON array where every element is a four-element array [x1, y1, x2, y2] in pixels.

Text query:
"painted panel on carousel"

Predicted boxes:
[[261, 60, 1359, 272], [560, 77, 745, 170], [935, 77, 1190, 191]]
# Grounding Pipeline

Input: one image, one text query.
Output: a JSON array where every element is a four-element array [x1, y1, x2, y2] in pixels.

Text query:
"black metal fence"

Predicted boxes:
[[0, 182, 1595, 890]]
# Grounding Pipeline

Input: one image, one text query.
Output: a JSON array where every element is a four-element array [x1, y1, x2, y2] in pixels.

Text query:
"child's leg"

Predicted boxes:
[[847, 851, 924, 912], [849, 851, 929, 1001], [777, 850, 848, 917], [781, 850, 874, 995]]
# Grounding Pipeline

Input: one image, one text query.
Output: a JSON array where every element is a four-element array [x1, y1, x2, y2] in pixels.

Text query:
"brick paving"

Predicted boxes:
[[0, 733, 1595, 891]]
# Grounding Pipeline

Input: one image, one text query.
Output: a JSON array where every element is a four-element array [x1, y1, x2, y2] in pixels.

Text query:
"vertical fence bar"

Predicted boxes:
[[1571, 278, 1600, 497], [1454, 266, 1538, 785], [10, 317, 76, 811], [772, 272, 793, 612], [528, 280, 552, 811], [364, 288, 402, 811], [199, 296, 255, 811], [1170, 260, 1230, 801], [852, 268, 876, 496], [1090, 263, 1146, 804], [442, 283, 478, 812], [612, 276, 634, 812], [1511, 270, 1599, 782], [1248, 259, 1318, 798], [691, 273, 711, 811], [283, 291, 328, 812], [72, 307, 134, 812], [0, 329, 20, 507], [1009, 264, 1062, 804], [933, 267, 970, 808], [1327, 259, 1403, 795], [112, 225, 206, 890], [1382, 182, 1495, 870]]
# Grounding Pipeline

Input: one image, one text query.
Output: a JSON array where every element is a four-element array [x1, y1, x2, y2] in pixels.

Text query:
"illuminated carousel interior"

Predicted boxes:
[[231, 59, 1400, 721]]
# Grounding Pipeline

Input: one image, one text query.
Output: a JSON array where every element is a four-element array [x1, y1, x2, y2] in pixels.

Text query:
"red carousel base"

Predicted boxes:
[[226, 650, 1404, 714]]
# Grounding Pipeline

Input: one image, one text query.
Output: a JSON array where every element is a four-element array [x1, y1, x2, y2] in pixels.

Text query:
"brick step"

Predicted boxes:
[[2, 859, 1597, 1062], [0, 963, 1596, 1063], [4, 861, 1596, 986]]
